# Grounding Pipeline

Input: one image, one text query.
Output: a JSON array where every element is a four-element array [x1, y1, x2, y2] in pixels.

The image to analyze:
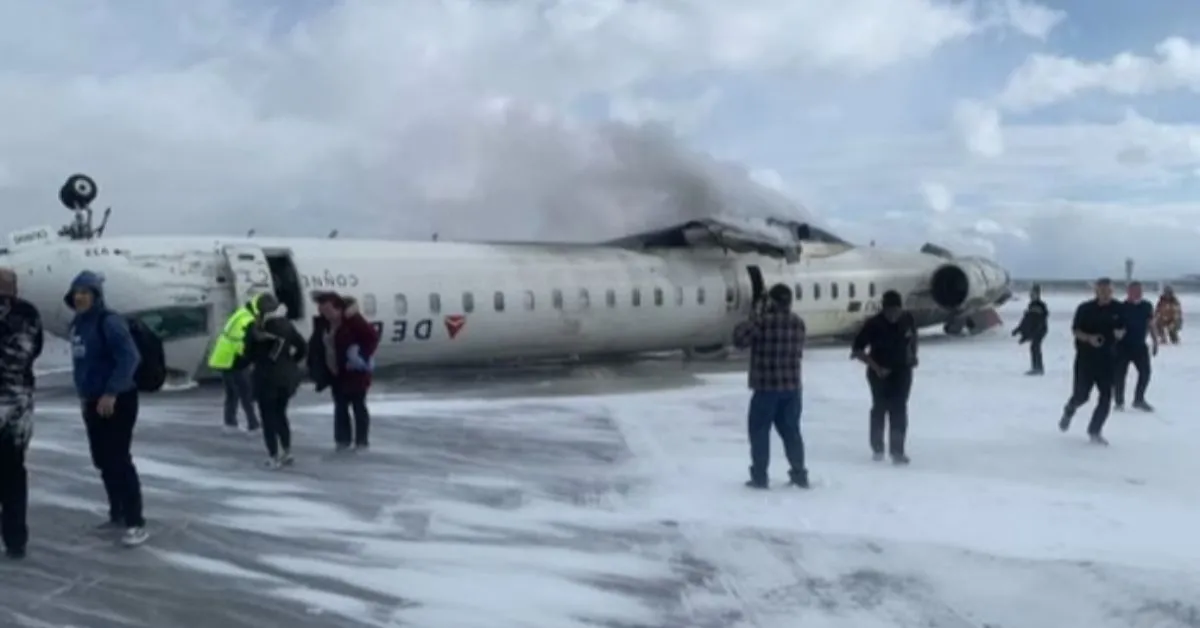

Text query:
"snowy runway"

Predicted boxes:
[[3, 293, 1199, 627]]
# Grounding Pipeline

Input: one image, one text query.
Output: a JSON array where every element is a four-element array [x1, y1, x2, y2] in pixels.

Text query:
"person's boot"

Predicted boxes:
[[1059, 404, 1076, 432], [1133, 399, 1155, 412], [1088, 433, 1109, 446], [788, 470, 810, 489]]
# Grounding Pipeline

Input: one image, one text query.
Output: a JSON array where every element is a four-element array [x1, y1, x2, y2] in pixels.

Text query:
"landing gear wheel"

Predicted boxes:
[[59, 174, 98, 210]]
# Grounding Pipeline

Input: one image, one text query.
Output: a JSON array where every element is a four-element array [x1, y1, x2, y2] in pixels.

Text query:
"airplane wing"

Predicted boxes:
[[605, 217, 809, 261]]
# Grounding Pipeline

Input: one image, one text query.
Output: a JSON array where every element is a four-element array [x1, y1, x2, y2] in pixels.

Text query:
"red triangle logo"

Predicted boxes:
[[444, 314, 466, 339]]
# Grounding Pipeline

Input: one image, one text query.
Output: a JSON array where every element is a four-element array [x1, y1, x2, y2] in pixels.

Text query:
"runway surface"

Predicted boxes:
[[4, 293, 1200, 628]]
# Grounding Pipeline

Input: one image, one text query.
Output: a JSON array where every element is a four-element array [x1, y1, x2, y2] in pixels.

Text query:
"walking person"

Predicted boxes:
[[208, 294, 280, 433], [244, 300, 306, 468], [0, 268, 42, 559], [852, 290, 918, 465], [1012, 283, 1049, 375], [732, 283, 809, 489], [1113, 281, 1156, 412], [65, 271, 149, 546], [1059, 277, 1126, 445], [308, 293, 379, 451]]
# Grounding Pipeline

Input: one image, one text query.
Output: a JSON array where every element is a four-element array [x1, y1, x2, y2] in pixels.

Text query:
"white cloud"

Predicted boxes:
[[996, 0, 1066, 40], [952, 101, 1005, 157], [920, 181, 954, 213], [0, 0, 998, 242], [998, 37, 1200, 112]]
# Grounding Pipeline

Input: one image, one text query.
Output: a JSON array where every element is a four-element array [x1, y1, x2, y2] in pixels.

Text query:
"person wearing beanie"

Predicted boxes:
[[1012, 283, 1049, 375], [851, 289, 918, 465], [732, 283, 810, 489], [1059, 277, 1126, 445]]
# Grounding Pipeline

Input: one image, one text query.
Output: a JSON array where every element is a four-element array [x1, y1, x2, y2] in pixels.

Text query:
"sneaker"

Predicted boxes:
[[277, 450, 294, 466], [1025, 369, 1044, 376], [1133, 400, 1155, 412], [872, 452, 885, 462], [1113, 403, 1124, 412], [222, 425, 241, 435], [262, 457, 282, 470], [1088, 433, 1109, 447], [744, 479, 768, 490], [5, 547, 25, 560], [334, 443, 353, 453], [120, 527, 149, 547], [788, 472, 810, 489], [891, 453, 911, 466], [354, 443, 370, 452], [246, 425, 261, 433]]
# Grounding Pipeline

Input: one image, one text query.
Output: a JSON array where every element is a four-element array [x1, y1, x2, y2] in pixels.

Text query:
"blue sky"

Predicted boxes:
[[1, 0, 1199, 277]]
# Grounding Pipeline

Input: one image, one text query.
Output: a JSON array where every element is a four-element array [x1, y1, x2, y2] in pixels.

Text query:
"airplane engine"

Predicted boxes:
[[929, 258, 1009, 312]]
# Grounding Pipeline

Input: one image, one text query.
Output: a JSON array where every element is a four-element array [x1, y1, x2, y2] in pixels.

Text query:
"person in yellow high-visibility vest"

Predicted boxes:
[[208, 293, 278, 432]]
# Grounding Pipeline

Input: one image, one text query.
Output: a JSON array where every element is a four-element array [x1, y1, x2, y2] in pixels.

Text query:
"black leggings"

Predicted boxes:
[[256, 385, 293, 458]]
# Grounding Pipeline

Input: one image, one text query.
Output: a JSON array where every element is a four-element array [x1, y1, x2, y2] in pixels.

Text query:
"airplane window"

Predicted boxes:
[[523, 290, 535, 310], [494, 291, 505, 312], [462, 291, 475, 313], [394, 294, 408, 316], [813, 284, 821, 300], [673, 285, 684, 306], [129, 305, 209, 342], [552, 289, 563, 310], [362, 294, 377, 316], [697, 287, 706, 305], [578, 288, 590, 309], [605, 289, 616, 308], [429, 293, 441, 314], [794, 283, 803, 301], [831, 283, 839, 299], [848, 283, 856, 299], [632, 288, 641, 307], [653, 287, 663, 306], [869, 282, 877, 298]]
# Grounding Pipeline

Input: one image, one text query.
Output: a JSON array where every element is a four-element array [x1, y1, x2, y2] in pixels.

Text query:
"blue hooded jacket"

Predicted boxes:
[[64, 271, 141, 399]]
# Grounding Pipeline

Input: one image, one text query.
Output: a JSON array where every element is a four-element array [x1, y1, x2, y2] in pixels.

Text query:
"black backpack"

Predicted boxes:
[[100, 312, 167, 393]]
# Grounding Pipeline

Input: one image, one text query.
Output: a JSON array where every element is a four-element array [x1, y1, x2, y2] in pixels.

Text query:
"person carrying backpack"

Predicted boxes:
[[243, 301, 306, 468], [65, 271, 151, 547]]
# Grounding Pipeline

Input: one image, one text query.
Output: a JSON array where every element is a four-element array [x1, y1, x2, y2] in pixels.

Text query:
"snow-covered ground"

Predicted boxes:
[[6, 292, 1199, 628]]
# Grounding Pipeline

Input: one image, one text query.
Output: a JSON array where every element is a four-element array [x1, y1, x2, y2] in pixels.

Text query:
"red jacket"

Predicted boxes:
[[331, 302, 380, 394]]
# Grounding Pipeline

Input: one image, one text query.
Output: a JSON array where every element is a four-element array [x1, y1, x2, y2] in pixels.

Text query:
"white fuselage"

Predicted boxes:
[[5, 233, 989, 382]]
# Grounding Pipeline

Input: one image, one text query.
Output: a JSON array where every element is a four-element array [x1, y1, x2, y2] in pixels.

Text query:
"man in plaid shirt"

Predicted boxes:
[[732, 283, 809, 489]]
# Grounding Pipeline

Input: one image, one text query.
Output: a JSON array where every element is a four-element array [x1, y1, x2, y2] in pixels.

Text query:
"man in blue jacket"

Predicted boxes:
[[65, 271, 148, 547]]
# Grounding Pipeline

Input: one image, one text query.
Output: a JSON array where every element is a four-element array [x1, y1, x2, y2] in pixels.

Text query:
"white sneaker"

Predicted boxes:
[[278, 451, 293, 466], [222, 426, 241, 435], [120, 527, 149, 547], [262, 457, 282, 470]]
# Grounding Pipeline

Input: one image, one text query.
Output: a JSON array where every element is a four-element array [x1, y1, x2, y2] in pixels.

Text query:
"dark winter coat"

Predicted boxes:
[[0, 295, 42, 449], [307, 299, 379, 394], [1013, 299, 1049, 343], [244, 313, 306, 393]]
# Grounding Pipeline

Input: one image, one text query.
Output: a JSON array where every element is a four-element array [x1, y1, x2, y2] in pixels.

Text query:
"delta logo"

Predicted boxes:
[[443, 314, 466, 339]]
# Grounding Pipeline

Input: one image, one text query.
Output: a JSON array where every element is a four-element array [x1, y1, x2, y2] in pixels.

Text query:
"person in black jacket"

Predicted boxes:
[[1012, 283, 1049, 375], [243, 301, 306, 468], [1059, 278, 1125, 445], [851, 290, 918, 465]]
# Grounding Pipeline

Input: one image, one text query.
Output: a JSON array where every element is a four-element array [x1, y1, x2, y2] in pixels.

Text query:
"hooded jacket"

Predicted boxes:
[[0, 295, 43, 448], [64, 271, 141, 399]]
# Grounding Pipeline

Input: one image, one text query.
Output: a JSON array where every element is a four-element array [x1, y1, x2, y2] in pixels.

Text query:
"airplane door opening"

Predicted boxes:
[[221, 244, 277, 313], [746, 265, 765, 305], [263, 250, 304, 321]]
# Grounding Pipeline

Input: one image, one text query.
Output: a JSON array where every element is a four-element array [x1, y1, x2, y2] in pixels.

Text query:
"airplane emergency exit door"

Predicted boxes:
[[222, 244, 276, 308]]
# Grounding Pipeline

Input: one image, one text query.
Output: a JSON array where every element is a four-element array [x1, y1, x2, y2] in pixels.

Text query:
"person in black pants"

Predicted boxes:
[[1012, 283, 1049, 375], [852, 290, 919, 465], [0, 268, 43, 559], [1059, 277, 1126, 445], [1113, 281, 1156, 412], [244, 301, 307, 468], [65, 270, 148, 547], [308, 293, 380, 451]]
